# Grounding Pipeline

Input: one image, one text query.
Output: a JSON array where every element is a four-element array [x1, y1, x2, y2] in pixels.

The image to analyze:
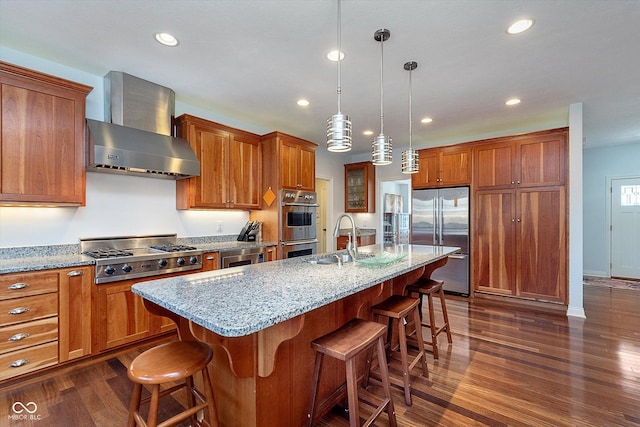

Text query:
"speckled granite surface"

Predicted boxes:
[[0, 237, 277, 275], [132, 244, 459, 338]]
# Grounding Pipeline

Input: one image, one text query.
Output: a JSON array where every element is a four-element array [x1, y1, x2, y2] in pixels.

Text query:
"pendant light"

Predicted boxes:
[[327, 0, 352, 152], [402, 61, 419, 174], [372, 29, 392, 165]]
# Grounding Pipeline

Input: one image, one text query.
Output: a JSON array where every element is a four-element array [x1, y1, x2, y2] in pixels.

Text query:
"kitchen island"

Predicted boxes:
[[132, 244, 459, 427]]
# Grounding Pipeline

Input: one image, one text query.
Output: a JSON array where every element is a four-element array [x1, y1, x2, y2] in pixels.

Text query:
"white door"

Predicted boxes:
[[315, 178, 329, 254], [611, 177, 640, 279]]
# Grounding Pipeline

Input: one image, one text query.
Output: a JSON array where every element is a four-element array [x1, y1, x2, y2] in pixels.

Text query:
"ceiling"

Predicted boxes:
[[1, 0, 639, 155]]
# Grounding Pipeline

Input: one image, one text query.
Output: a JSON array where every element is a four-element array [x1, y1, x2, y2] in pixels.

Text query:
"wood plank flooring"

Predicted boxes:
[[1, 285, 639, 426]]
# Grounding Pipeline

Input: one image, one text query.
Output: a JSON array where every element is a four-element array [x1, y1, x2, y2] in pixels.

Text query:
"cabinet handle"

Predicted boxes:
[[67, 270, 84, 277], [8, 282, 29, 290], [8, 332, 30, 342], [517, 218, 521, 222], [267, 249, 273, 253], [8, 307, 30, 315], [511, 181, 515, 185], [206, 256, 216, 261], [517, 180, 520, 184], [9, 359, 29, 368]]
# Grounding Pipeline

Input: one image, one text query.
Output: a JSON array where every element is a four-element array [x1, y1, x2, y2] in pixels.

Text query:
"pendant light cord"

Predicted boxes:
[[408, 66, 413, 149], [379, 35, 384, 135], [336, 0, 342, 113]]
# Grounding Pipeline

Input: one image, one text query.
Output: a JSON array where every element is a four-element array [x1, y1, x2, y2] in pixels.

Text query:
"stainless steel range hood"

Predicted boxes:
[[86, 71, 200, 179]]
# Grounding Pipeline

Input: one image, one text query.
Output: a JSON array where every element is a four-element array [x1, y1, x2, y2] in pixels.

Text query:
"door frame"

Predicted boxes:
[[606, 174, 640, 277], [315, 176, 333, 253]]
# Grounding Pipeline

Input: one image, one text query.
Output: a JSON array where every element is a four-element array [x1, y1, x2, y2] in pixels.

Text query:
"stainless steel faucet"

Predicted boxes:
[[333, 213, 358, 261]]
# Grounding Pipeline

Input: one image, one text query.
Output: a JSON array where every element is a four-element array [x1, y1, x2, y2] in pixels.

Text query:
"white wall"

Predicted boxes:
[[0, 48, 271, 248], [583, 142, 640, 276]]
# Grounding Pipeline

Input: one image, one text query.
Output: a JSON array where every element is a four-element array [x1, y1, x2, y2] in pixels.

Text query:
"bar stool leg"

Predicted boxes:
[[397, 314, 412, 406], [201, 366, 219, 427], [345, 356, 360, 427], [128, 383, 142, 427], [375, 335, 398, 427], [306, 352, 324, 427], [439, 286, 453, 344], [426, 292, 439, 359], [147, 384, 160, 427], [412, 304, 429, 377]]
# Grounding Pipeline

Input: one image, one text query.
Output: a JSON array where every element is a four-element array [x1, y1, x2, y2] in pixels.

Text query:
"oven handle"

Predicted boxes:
[[282, 202, 320, 207], [280, 239, 319, 246]]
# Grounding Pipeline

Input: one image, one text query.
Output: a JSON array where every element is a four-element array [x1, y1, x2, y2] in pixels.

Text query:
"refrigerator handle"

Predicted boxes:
[[438, 195, 444, 245], [432, 195, 438, 245]]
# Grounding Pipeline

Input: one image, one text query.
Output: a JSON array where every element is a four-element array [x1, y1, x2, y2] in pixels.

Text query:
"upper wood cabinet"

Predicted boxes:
[[345, 161, 375, 213], [0, 61, 92, 206], [412, 147, 471, 188], [474, 129, 567, 190], [261, 131, 317, 191], [175, 114, 262, 210]]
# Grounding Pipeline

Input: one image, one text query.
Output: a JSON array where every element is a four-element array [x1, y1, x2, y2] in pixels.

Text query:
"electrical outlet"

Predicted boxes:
[[216, 221, 223, 233]]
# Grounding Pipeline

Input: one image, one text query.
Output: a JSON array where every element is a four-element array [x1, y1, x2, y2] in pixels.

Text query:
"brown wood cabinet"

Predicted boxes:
[[202, 251, 219, 271], [0, 61, 92, 206], [472, 128, 568, 304], [175, 114, 262, 210], [412, 146, 471, 188], [58, 266, 92, 362], [474, 130, 566, 190], [261, 131, 316, 192], [0, 270, 59, 380], [336, 234, 375, 250], [344, 161, 375, 212], [264, 245, 278, 261]]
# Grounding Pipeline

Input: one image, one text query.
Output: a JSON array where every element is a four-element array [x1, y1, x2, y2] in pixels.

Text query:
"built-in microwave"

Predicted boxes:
[[280, 190, 318, 243]]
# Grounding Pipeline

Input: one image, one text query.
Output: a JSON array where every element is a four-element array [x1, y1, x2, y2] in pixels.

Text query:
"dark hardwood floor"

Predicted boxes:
[[2, 285, 639, 426]]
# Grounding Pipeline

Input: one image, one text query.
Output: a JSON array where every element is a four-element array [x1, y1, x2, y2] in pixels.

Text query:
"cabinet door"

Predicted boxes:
[[412, 150, 440, 188], [59, 266, 92, 362], [473, 190, 516, 295], [279, 139, 300, 190], [345, 162, 375, 213], [518, 134, 566, 187], [229, 134, 262, 209], [202, 252, 219, 271], [195, 125, 229, 208], [297, 144, 316, 191], [440, 149, 471, 186], [265, 245, 278, 261], [517, 187, 566, 302], [474, 142, 515, 190], [0, 69, 90, 205], [94, 281, 151, 351]]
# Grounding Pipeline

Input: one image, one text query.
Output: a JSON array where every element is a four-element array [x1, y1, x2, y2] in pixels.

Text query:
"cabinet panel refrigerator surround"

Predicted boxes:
[[86, 71, 200, 179]]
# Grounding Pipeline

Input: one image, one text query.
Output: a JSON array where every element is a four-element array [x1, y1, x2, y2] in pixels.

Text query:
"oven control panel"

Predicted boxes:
[[94, 253, 202, 284]]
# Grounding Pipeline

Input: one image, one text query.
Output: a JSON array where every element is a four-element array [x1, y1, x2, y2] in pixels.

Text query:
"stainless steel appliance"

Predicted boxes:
[[383, 193, 410, 245], [411, 187, 470, 296], [219, 247, 265, 268], [81, 234, 202, 284], [280, 190, 318, 258]]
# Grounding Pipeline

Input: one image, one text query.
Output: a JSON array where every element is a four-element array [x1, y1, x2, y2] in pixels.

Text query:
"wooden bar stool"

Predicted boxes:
[[369, 295, 429, 406], [127, 340, 218, 427], [406, 278, 453, 360], [307, 318, 397, 427]]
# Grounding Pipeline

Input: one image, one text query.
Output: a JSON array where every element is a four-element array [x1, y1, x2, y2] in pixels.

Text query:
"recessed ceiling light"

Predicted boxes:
[[155, 32, 178, 47], [297, 99, 310, 107], [363, 130, 374, 136], [507, 19, 534, 35], [421, 117, 433, 124], [327, 50, 345, 62], [505, 98, 521, 106]]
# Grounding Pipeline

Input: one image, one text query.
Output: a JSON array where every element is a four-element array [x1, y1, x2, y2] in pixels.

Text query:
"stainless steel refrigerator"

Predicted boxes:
[[411, 186, 470, 296]]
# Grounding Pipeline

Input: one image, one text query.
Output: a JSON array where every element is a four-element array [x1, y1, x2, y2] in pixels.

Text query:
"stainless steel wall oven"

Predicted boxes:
[[280, 190, 318, 258]]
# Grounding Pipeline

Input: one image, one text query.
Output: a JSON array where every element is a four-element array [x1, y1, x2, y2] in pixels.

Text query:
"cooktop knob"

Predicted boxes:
[[158, 259, 168, 267], [122, 264, 133, 273], [177, 257, 186, 266], [104, 266, 116, 275], [189, 256, 198, 264]]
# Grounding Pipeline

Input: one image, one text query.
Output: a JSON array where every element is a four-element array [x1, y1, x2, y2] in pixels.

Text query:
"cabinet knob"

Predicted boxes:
[[517, 218, 521, 222], [67, 270, 84, 277], [207, 256, 216, 261], [8, 307, 30, 315], [8, 332, 30, 342], [8, 282, 29, 290], [511, 181, 515, 185]]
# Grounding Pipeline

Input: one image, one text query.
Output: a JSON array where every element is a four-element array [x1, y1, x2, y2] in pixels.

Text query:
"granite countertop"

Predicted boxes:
[[132, 244, 459, 338], [0, 238, 278, 275], [337, 228, 376, 237]]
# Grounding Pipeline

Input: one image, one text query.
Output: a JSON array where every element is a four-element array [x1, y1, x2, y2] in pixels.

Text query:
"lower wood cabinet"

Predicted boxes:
[[473, 186, 566, 303], [202, 252, 220, 271], [265, 245, 278, 261], [336, 234, 375, 250], [59, 266, 92, 362]]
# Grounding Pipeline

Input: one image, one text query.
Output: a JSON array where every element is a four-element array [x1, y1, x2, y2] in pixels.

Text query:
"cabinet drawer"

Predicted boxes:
[[0, 271, 59, 300], [0, 341, 58, 381], [0, 293, 58, 326], [0, 317, 58, 355]]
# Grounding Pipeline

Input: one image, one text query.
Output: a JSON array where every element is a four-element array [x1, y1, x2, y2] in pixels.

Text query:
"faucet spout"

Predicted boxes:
[[333, 213, 358, 261]]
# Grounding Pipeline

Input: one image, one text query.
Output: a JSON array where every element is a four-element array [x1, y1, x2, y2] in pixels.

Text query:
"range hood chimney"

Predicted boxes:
[[86, 71, 200, 179]]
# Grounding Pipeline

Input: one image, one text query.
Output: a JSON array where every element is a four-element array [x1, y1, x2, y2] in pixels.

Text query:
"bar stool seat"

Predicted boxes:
[[369, 295, 429, 406], [307, 319, 397, 427], [406, 278, 452, 360], [128, 340, 218, 427]]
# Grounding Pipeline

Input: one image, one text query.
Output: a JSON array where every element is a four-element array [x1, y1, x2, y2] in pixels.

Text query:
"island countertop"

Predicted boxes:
[[132, 244, 459, 338]]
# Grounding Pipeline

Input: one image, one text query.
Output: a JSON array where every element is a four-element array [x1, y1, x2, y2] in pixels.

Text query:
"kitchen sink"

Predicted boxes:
[[309, 253, 374, 265]]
